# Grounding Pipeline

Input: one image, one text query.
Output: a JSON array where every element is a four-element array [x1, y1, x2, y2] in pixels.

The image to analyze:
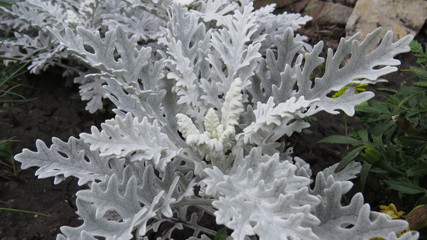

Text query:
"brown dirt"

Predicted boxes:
[[0, 70, 111, 239]]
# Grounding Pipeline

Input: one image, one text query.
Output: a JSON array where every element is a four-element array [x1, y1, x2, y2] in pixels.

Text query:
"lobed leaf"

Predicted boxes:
[[14, 137, 124, 186]]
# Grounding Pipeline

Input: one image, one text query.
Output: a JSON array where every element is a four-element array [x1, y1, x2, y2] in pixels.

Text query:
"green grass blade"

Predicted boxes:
[[335, 146, 363, 172], [384, 180, 426, 195], [318, 135, 363, 145], [358, 129, 369, 142], [0, 207, 56, 218], [360, 161, 372, 192]]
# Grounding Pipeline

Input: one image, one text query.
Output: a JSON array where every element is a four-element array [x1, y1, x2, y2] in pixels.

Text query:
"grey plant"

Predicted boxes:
[[13, 0, 418, 239]]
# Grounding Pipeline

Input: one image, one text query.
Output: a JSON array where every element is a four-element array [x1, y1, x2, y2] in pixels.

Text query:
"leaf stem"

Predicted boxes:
[[172, 197, 214, 208], [179, 221, 217, 236]]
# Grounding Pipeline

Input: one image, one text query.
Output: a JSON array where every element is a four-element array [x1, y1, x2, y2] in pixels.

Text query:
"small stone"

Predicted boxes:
[[345, 0, 427, 41], [305, 0, 353, 26]]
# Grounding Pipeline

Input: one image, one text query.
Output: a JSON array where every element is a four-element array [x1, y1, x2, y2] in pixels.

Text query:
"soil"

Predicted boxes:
[[0, 3, 426, 240], [0, 70, 112, 240]]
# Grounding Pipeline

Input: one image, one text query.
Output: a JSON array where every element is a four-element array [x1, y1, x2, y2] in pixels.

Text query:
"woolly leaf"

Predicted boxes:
[[207, 2, 262, 94], [204, 108, 220, 137], [204, 148, 320, 240], [294, 29, 413, 115], [14, 137, 124, 186], [52, 26, 153, 92], [80, 113, 178, 172], [8, 2, 417, 239], [58, 159, 196, 239], [177, 113, 200, 138], [221, 78, 244, 129], [58, 182, 162, 240], [240, 96, 314, 145], [166, 5, 209, 120], [196, 0, 237, 26], [311, 163, 418, 240]]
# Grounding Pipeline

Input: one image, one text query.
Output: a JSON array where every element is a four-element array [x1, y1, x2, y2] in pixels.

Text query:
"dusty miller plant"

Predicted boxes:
[[0, 0, 169, 73], [14, 0, 419, 239], [0, 0, 310, 114], [1, 0, 173, 112]]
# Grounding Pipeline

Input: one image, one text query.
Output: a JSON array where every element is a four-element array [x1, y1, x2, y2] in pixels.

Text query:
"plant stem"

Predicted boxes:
[[172, 197, 214, 208], [172, 197, 216, 216], [195, 204, 216, 217], [179, 221, 217, 236], [343, 115, 348, 136], [11, 153, 17, 177], [0, 207, 56, 218]]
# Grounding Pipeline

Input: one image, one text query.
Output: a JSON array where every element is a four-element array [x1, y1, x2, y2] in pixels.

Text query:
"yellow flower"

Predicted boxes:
[[370, 204, 410, 240], [380, 203, 405, 219]]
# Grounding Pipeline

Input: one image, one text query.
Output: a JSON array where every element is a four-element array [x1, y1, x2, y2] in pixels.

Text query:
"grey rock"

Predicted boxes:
[[345, 0, 427, 41], [305, 1, 353, 26]]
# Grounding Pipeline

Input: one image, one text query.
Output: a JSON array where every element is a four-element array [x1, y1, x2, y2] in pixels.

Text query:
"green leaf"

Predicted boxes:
[[335, 146, 362, 172], [410, 40, 427, 64], [0, 56, 22, 61], [360, 161, 372, 192], [376, 122, 397, 142], [305, 3, 319, 11], [419, 96, 427, 109], [214, 227, 228, 240], [416, 195, 427, 205], [377, 88, 398, 94], [410, 40, 423, 53], [0, 1, 12, 7], [358, 129, 369, 142], [399, 135, 426, 148], [406, 164, 427, 177], [384, 180, 426, 195], [414, 80, 427, 87], [409, 67, 427, 80], [360, 145, 380, 164], [318, 135, 363, 145]]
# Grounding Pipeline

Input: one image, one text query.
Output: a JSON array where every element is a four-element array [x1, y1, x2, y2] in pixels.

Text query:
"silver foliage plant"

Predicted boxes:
[[13, 0, 420, 239], [0, 0, 174, 113], [0, 0, 168, 73], [0, 0, 309, 114]]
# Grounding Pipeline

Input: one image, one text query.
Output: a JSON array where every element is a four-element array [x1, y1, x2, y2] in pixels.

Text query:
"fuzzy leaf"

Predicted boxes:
[[204, 148, 320, 240], [58, 182, 162, 240], [58, 159, 196, 239], [177, 113, 200, 138], [240, 96, 314, 145], [294, 29, 413, 115], [204, 108, 220, 137], [311, 164, 418, 240], [51, 26, 154, 92], [196, 0, 237, 26], [207, 2, 262, 93], [14, 137, 124, 186], [221, 78, 244, 129], [80, 113, 178, 172], [8, 2, 416, 239]]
